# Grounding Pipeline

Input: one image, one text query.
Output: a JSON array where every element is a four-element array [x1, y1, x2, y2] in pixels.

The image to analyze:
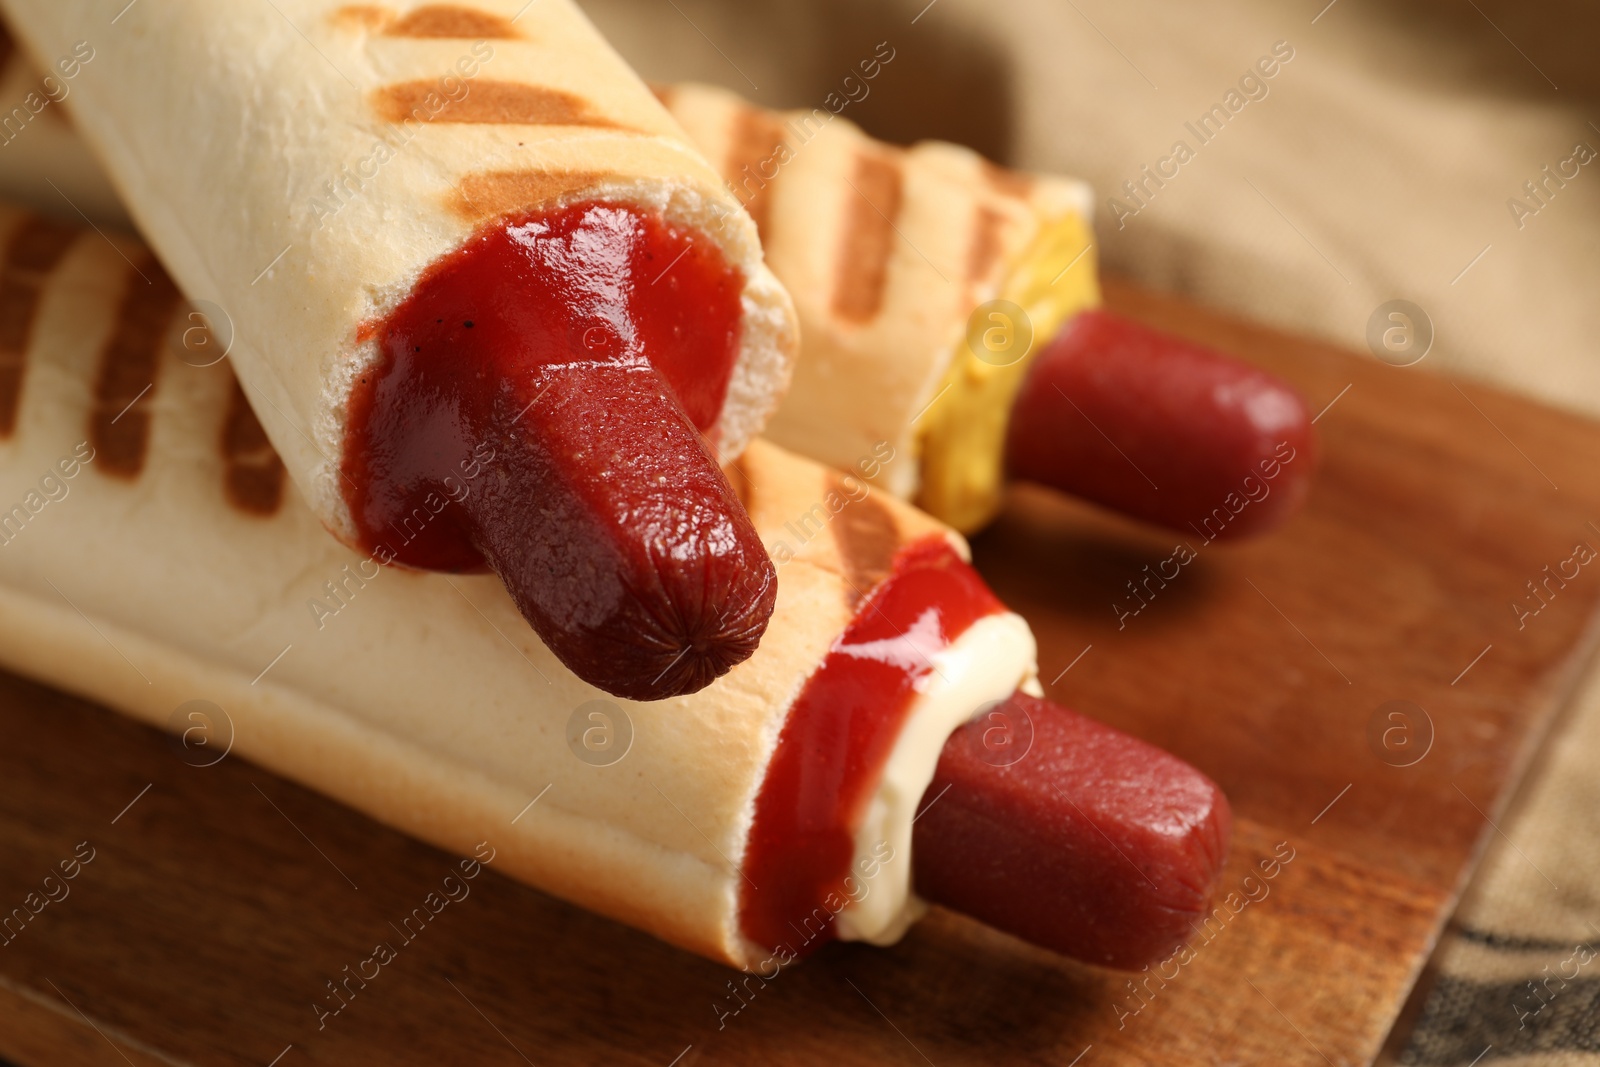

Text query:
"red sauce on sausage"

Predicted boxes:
[[343, 202, 773, 699], [739, 537, 1003, 956]]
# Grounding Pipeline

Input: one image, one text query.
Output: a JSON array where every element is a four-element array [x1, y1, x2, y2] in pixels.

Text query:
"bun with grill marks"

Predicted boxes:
[[0, 201, 1038, 967], [0, 1, 803, 701]]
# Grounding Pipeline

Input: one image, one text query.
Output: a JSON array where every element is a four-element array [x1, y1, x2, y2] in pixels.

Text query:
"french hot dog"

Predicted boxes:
[[0, 2, 800, 700], [0, 47, 1313, 546], [659, 81, 1315, 537], [0, 202, 1228, 969]]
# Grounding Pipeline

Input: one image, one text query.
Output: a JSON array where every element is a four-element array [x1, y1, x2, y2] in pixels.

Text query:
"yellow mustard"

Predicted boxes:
[[915, 212, 1100, 532]]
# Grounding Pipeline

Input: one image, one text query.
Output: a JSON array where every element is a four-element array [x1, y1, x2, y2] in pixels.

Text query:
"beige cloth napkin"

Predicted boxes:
[[577, 0, 1600, 1061]]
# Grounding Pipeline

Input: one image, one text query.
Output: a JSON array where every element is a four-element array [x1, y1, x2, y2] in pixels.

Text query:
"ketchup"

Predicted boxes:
[[739, 539, 1232, 969], [739, 537, 1003, 956], [342, 203, 775, 700]]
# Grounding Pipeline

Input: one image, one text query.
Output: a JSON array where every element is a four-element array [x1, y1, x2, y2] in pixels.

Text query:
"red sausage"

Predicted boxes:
[[1005, 310, 1315, 540], [343, 203, 776, 700], [914, 692, 1231, 969]]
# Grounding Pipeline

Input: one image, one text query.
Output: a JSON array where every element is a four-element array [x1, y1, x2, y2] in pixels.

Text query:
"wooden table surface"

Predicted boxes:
[[3, 280, 1600, 1066]]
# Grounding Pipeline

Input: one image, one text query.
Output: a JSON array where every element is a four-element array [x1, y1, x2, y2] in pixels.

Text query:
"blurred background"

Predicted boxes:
[[581, 0, 1599, 417]]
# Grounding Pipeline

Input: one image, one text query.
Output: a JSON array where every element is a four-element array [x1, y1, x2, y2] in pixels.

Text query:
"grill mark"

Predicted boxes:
[[0, 217, 77, 437], [832, 151, 902, 324], [387, 4, 520, 37], [982, 160, 1034, 201], [374, 80, 630, 129], [90, 261, 181, 478], [7, 218, 80, 272], [332, 5, 393, 30], [222, 377, 286, 516], [965, 206, 1006, 289], [829, 476, 900, 607], [724, 107, 788, 240], [450, 169, 605, 221]]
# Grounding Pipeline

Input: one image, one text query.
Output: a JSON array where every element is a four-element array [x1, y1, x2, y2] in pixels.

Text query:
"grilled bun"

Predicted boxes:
[[0, 203, 1036, 967], [0, 1, 797, 545]]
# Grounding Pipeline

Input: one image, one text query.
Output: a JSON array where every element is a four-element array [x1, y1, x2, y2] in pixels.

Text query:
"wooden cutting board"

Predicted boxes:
[[3, 280, 1599, 1067]]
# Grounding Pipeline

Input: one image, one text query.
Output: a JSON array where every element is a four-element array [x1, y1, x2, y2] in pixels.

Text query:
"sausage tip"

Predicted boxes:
[[914, 692, 1232, 969], [1006, 310, 1316, 540]]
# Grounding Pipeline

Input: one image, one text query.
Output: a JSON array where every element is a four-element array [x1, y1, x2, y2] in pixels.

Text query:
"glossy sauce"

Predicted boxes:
[[342, 202, 774, 699], [739, 537, 1003, 956]]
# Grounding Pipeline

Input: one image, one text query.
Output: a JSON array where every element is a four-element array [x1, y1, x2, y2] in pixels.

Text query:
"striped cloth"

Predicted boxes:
[[1397, 655, 1600, 1064]]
